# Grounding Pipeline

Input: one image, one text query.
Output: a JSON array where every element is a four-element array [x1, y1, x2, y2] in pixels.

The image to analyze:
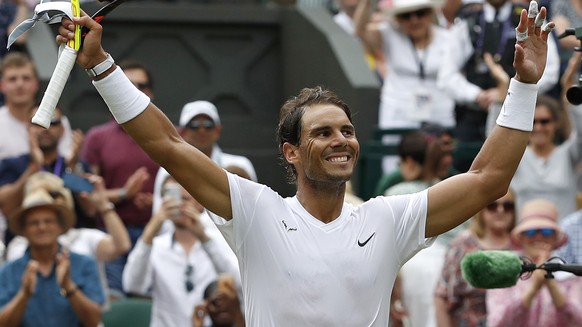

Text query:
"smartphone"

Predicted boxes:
[[164, 183, 182, 203], [164, 183, 182, 220], [63, 173, 93, 193]]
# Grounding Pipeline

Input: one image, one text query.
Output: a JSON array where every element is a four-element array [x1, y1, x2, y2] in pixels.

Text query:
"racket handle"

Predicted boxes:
[[32, 46, 77, 128]]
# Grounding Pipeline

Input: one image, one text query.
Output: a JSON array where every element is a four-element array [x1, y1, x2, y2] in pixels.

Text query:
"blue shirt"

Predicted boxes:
[[0, 248, 105, 327], [558, 211, 582, 264]]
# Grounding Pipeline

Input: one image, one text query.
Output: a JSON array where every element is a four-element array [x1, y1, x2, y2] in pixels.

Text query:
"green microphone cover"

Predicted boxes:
[[461, 250, 522, 289]]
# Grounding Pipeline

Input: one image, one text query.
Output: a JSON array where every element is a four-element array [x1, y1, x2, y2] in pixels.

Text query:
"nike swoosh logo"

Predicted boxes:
[[358, 232, 376, 247]]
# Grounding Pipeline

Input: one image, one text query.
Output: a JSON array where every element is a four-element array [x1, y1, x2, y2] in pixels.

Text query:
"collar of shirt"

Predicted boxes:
[[484, 1, 512, 22]]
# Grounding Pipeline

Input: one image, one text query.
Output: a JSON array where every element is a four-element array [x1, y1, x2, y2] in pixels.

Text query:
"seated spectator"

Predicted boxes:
[[435, 189, 516, 327], [487, 199, 582, 327], [5, 172, 131, 308], [193, 274, 245, 327], [0, 188, 103, 327], [123, 177, 239, 327]]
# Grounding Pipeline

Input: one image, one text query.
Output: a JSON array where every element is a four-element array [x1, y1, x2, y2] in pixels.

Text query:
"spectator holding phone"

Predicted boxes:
[[123, 176, 239, 327]]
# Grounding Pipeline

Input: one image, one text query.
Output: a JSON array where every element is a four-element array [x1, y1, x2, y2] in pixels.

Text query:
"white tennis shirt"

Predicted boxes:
[[210, 173, 432, 326]]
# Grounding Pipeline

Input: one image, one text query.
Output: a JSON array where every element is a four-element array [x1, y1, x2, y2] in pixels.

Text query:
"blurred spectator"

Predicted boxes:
[[5, 172, 131, 309], [333, 0, 385, 78], [152, 100, 256, 214], [550, 0, 582, 69], [123, 177, 239, 327], [486, 199, 582, 327], [0, 107, 94, 228], [193, 274, 245, 327], [438, 0, 560, 171], [355, 0, 455, 172], [375, 129, 456, 196], [374, 131, 428, 196], [510, 93, 582, 220], [0, 52, 73, 244], [81, 60, 159, 297], [1, 0, 30, 57], [385, 136, 453, 195], [435, 189, 516, 327], [0, 188, 103, 327]]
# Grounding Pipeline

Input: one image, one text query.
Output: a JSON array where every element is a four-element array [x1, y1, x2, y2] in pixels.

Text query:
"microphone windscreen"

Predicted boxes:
[[460, 250, 522, 289]]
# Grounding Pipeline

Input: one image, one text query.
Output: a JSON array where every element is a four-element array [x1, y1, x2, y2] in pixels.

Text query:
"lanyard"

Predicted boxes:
[[41, 156, 64, 175], [475, 10, 514, 60], [410, 37, 429, 80]]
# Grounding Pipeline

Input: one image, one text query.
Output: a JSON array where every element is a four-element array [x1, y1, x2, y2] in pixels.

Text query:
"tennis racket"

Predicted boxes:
[[31, 0, 81, 128], [32, 0, 125, 128]]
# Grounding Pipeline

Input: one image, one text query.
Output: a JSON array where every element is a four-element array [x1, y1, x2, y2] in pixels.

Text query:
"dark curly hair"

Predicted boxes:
[[276, 86, 353, 184]]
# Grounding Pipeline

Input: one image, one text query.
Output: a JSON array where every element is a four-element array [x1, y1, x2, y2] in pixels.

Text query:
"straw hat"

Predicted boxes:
[[379, 0, 444, 16], [25, 172, 74, 210], [510, 199, 567, 249], [8, 188, 75, 236]]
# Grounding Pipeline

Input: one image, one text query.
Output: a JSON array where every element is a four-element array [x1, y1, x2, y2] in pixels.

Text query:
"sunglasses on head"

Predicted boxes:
[[533, 118, 553, 126], [187, 119, 215, 131], [521, 228, 556, 237], [185, 264, 194, 293], [485, 201, 515, 212], [397, 8, 431, 20]]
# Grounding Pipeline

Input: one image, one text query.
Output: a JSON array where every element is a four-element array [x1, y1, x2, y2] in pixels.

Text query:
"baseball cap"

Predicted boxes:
[[179, 101, 221, 127]]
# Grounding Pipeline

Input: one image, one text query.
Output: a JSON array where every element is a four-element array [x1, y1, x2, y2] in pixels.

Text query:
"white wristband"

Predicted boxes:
[[495, 78, 539, 132], [92, 67, 151, 124]]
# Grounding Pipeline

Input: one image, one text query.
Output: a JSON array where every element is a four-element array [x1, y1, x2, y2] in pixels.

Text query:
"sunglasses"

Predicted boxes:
[[397, 8, 431, 20], [521, 228, 556, 237], [533, 118, 553, 126], [134, 82, 152, 91], [185, 264, 194, 292], [187, 119, 215, 131], [485, 201, 515, 212], [50, 118, 62, 126]]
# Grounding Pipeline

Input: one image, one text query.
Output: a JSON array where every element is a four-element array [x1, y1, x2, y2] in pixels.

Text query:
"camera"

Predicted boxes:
[[559, 27, 582, 105]]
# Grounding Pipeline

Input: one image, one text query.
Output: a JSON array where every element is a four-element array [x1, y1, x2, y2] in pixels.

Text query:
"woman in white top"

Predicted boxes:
[[355, 0, 455, 132], [355, 0, 454, 172]]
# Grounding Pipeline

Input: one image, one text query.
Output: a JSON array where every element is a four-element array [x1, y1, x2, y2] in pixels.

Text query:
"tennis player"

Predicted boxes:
[[56, 3, 552, 325]]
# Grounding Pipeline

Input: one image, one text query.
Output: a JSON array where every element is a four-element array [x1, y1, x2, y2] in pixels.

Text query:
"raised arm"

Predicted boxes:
[[426, 4, 554, 237], [57, 13, 232, 219]]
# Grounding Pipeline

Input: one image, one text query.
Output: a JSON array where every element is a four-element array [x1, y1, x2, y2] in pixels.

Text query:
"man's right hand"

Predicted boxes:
[[56, 12, 108, 70], [21, 260, 38, 297]]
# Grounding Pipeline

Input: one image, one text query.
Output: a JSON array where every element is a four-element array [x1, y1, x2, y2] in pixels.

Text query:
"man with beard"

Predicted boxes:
[[0, 107, 93, 226]]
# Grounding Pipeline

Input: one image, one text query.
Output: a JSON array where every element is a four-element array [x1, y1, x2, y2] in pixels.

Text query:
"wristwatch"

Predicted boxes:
[[100, 202, 115, 214], [60, 285, 78, 298], [85, 53, 115, 78]]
